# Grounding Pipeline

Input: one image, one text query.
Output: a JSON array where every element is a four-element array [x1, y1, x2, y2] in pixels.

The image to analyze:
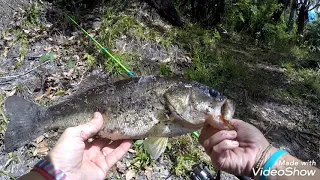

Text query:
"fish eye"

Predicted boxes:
[[209, 89, 220, 97]]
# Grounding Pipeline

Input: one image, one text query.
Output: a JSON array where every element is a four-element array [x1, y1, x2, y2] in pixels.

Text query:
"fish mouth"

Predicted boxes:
[[205, 99, 235, 130]]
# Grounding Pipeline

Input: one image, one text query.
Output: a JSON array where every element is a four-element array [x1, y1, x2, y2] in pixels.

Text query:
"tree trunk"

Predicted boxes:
[[145, 0, 184, 27], [191, 0, 225, 26], [297, 2, 308, 36], [287, 0, 297, 34]]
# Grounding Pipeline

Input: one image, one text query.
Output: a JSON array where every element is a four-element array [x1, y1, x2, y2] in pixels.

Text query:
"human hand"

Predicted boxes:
[[46, 112, 132, 180], [199, 119, 277, 177]]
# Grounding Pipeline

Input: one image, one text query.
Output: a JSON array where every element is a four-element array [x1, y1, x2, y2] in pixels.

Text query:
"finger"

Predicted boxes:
[[229, 119, 245, 130], [212, 139, 239, 155], [210, 150, 228, 170], [76, 112, 104, 141], [91, 138, 112, 151], [199, 124, 220, 145], [91, 153, 109, 175], [102, 140, 123, 155], [104, 140, 132, 170], [85, 139, 112, 161], [202, 130, 237, 154]]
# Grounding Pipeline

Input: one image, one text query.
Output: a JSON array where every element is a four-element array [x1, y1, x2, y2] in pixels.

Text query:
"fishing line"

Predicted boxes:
[[66, 14, 200, 139], [66, 15, 135, 77]]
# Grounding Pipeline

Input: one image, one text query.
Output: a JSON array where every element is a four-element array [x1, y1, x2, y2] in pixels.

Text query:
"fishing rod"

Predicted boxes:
[[66, 15, 135, 77], [66, 15, 201, 139]]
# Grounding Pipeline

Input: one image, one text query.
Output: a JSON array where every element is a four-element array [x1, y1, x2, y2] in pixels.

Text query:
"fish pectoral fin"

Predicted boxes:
[[143, 137, 168, 160]]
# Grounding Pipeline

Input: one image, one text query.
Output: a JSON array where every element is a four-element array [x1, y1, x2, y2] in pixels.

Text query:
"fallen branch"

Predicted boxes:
[[300, 130, 320, 139], [0, 61, 49, 82]]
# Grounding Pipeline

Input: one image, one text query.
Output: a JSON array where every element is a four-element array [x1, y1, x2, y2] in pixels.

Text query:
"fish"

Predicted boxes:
[[3, 75, 235, 159]]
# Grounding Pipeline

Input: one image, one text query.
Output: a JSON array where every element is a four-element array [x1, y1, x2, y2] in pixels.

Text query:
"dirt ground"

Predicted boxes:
[[0, 0, 319, 180]]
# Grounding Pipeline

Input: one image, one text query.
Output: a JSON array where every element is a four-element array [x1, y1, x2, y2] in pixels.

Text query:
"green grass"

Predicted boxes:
[[160, 63, 174, 76], [0, 95, 15, 180], [130, 135, 213, 178], [103, 51, 140, 76], [166, 135, 213, 178], [131, 140, 155, 170], [284, 68, 320, 104], [0, 94, 7, 136], [24, 2, 43, 26], [0, 169, 16, 180], [4, 29, 29, 70]]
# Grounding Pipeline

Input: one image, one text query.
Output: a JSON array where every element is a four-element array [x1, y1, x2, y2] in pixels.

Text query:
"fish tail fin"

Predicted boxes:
[[143, 137, 168, 160], [4, 96, 46, 152]]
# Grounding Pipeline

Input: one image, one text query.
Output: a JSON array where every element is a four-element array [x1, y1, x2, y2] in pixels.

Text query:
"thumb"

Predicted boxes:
[[75, 112, 104, 141]]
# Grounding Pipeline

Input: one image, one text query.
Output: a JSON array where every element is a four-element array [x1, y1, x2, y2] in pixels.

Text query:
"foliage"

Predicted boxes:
[[305, 19, 320, 52], [40, 52, 56, 63], [24, 2, 43, 25], [0, 93, 7, 134], [131, 140, 154, 170], [166, 135, 213, 178], [83, 53, 96, 68], [174, 0, 225, 26], [224, 0, 291, 44]]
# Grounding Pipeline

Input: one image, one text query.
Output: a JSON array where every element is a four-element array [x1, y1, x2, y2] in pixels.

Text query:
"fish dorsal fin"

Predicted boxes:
[[56, 69, 112, 103], [74, 69, 111, 94], [143, 137, 168, 160]]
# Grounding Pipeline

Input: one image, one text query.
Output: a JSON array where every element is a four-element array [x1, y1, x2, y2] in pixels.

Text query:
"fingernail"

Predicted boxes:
[[228, 131, 236, 137], [203, 140, 209, 147], [231, 141, 239, 146], [94, 112, 100, 119]]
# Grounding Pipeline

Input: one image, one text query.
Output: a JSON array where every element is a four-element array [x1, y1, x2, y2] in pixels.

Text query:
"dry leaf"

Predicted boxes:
[[116, 161, 127, 173], [33, 148, 38, 157], [36, 141, 49, 156], [35, 94, 44, 101], [68, 36, 76, 41], [125, 160, 131, 167], [53, 45, 59, 52], [38, 141, 48, 148], [63, 69, 74, 77], [73, 55, 80, 61], [45, 87, 52, 96], [144, 166, 153, 180], [161, 57, 171, 63], [128, 149, 136, 153], [48, 93, 56, 100], [3, 35, 13, 41], [43, 133, 49, 138], [36, 135, 44, 144], [37, 147, 49, 156], [6, 88, 16, 97], [185, 56, 192, 63], [125, 169, 135, 180], [23, 29, 30, 34], [3, 47, 8, 57], [44, 47, 52, 51]]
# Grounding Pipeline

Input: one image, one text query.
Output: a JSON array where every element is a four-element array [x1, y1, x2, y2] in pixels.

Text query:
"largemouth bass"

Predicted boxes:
[[4, 76, 235, 159]]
